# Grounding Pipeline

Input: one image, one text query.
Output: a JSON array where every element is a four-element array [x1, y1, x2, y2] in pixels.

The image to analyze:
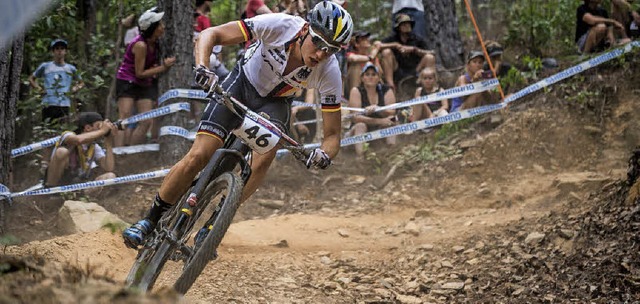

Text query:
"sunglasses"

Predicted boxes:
[[308, 27, 341, 55]]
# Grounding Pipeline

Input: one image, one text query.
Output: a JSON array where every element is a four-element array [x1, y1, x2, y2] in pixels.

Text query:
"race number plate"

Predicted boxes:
[[232, 113, 281, 154]]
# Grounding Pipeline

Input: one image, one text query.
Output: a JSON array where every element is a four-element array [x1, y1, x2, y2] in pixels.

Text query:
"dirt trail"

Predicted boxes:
[[2, 59, 640, 303]]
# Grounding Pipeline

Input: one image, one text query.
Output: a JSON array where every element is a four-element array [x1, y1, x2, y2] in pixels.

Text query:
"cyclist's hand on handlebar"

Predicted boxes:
[[194, 64, 219, 93], [306, 148, 331, 170]]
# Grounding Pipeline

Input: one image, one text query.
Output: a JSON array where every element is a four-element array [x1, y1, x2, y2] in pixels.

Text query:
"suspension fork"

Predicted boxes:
[[172, 144, 251, 235]]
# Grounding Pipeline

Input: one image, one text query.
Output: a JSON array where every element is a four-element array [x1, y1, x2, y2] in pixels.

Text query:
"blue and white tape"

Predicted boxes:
[[0, 169, 170, 200], [113, 144, 160, 155], [158, 89, 209, 105], [293, 78, 499, 126], [11, 102, 190, 158], [504, 41, 639, 104]]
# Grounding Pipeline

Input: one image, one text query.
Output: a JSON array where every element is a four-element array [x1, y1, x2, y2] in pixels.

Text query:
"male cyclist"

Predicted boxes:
[[123, 1, 354, 248]]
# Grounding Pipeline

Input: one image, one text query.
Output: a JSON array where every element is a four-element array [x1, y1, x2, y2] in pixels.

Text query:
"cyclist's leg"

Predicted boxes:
[[241, 148, 277, 203], [158, 134, 223, 204]]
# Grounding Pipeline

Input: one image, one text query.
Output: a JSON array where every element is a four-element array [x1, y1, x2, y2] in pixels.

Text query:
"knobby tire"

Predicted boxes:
[[173, 172, 243, 294]]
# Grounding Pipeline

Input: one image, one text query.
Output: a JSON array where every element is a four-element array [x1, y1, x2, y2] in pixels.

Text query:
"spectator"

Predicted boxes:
[[347, 62, 397, 160], [576, 0, 629, 54], [194, 0, 213, 39], [44, 112, 117, 187], [611, 0, 640, 38], [29, 38, 84, 125], [273, 0, 307, 16], [483, 40, 519, 94], [376, 14, 435, 91], [450, 51, 484, 112], [392, 0, 427, 39], [345, 30, 381, 96], [244, 0, 272, 18], [114, 7, 176, 146], [122, 14, 140, 46], [411, 67, 448, 121]]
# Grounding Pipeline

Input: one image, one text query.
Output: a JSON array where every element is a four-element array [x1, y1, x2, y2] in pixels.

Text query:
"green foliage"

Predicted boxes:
[[520, 55, 543, 80], [500, 0, 576, 56]]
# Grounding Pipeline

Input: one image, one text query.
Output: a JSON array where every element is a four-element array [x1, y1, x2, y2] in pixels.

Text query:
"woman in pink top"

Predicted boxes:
[[114, 7, 176, 146]]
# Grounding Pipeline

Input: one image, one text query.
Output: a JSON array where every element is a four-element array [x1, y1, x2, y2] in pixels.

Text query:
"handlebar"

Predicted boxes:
[[196, 66, 313, 166]]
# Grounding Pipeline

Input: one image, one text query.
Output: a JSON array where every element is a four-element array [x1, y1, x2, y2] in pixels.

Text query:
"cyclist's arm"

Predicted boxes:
[[196, 21, 250, 68], [320, 111, 341, 159]]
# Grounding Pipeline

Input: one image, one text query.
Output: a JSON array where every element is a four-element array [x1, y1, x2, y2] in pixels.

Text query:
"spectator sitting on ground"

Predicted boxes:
[[449, 51, 485, 112], [392, 0, 427, 39], [375, 14, 435, 91], [347, 62, 397, 160], [114, 7, 176, 147], [611, 0, 640, 38], [345, 30, 381, 96], [576, 0, 630, 54], [44, 112, 117, 187], [411, 67, 448, 121]]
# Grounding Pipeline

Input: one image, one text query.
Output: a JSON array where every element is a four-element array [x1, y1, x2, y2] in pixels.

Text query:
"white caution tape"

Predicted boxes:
[[0, 169, 169, 200], [504, 41, 639, 104], [293, 78, 499, 126], [120, 102, 190, 126], [11, 136, 61, 158], [113, 144, 160, 155], [158, 89, 208, 105], [11, 102, 190, 158], [160, 126, 196, 140]]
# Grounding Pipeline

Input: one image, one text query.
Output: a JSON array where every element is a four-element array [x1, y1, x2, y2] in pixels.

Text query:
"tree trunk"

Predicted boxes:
[[423, 0, 465, 69], [77, 0, 97, 62], [0, 37, 24, 232], [157, 0, 195, 165]]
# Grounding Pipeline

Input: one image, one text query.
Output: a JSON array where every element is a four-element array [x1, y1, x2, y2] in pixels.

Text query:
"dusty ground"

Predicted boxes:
[[1, 55, 640, 303]]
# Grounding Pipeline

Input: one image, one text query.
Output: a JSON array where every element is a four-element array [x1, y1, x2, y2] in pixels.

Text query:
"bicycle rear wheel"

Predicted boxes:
[[174, 171, 243, 294]]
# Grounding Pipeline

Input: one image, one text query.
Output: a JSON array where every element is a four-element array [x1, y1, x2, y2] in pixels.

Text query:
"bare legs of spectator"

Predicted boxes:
[[115, 97, 134, 146], [584, 23, 608, 53], [130, 99, 153, 145], [350, 122, 368, 160], [346, 64, 362, 95], [45, 146, 69, 187], [381, 49, 436, 91]]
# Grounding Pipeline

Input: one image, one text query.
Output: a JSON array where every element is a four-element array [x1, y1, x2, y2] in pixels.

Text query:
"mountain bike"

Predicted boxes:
[[124, 81, 311, 295]]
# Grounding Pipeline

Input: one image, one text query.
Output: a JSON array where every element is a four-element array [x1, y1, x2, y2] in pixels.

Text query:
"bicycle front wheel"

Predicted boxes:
[[173, 172, 243, 294]]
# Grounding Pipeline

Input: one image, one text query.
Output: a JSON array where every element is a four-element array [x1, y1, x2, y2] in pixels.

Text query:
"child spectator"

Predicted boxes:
[[411, 67, 448, 121], [392, 0, 427, 39], [114, 7, 176, 146], [345, 30, 381, 96], [44, 112, 117, 187], [450, 51, 484, 112], [611, 0, 640, 38], [29, 38, 84, 124], [376, 14, 435, 91], [576, 0, 629, 54], [347, 62, 397, 160]]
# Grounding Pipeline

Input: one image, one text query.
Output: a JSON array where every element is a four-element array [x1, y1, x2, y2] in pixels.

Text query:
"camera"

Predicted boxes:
[[481, 70, 493, 79]]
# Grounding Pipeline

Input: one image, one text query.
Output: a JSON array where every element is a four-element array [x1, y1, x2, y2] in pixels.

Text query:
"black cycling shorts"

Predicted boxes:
[[116, 79, 158, 101], [197, 63, 292, 141]]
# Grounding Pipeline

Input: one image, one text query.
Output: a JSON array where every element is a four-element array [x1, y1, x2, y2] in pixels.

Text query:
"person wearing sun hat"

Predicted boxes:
[[391, 0, 426, 39], [346, 62, 397, 160], [375, 13, 435, 92], [114, 6, 176, 147], [29, 38, 84, 124], [44, 112, 118, 188]]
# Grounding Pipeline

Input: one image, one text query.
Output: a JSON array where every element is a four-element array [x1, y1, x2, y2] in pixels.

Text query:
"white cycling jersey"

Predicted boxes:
[[236, 13, 342, 112]]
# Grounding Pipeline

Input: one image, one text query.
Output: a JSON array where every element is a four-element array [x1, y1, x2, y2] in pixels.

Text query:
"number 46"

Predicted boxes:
[[244, 126, 271, 148]]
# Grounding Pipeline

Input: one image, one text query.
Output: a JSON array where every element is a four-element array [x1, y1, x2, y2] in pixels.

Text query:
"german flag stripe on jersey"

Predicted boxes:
[[267, 82, 298, 97], [237, 21, 253, 42], [321, 103, 341, 112], [196, 130, 224, 143]]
